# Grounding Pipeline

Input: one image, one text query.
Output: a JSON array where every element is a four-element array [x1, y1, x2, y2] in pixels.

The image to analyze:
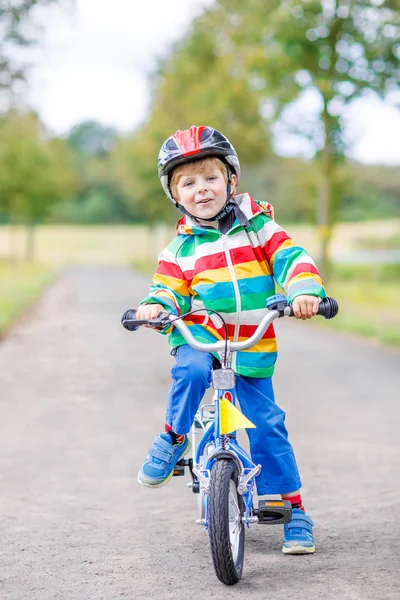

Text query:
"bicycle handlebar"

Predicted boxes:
[[121, 296, 338, 354]]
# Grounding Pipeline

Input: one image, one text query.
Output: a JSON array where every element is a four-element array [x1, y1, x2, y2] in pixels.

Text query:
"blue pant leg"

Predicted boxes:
[[165, 345, 213, 435], [236, 376, 302, 496]]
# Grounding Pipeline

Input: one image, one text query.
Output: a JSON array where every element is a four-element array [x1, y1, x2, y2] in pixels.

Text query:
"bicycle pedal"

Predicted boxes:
[[173, 465, 185, 476], [257, 499, 292, 524], [173, 458, 191, 476]]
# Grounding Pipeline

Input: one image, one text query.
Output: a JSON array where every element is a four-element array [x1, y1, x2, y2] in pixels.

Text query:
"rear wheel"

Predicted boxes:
[[208, 458, 245, 585]]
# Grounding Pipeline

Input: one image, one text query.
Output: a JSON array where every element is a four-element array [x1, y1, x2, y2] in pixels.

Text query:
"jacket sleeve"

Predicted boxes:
[[259, 217, 326, 304], [139, 244, 192, 333]]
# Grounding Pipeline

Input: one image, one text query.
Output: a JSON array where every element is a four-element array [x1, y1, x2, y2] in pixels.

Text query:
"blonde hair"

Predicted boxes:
[[170, 157, 228, 200]]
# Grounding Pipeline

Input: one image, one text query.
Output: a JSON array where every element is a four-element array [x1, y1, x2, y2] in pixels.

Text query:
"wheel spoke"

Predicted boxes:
[[228, 480, 243, 561], [229, 486, 240, 513], [230, 523, 241, 548]]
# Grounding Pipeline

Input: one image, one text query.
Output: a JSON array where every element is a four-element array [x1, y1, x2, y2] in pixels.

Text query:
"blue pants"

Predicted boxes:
[[165, 345, 302, 495]]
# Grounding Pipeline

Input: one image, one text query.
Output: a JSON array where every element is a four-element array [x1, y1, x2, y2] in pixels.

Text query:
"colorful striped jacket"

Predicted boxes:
[[140, 193, 325, 378]]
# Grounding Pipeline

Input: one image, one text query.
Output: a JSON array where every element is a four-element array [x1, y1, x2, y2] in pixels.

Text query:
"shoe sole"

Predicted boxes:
[[282, 544, 315, 555], [137, 440, 191, 489]]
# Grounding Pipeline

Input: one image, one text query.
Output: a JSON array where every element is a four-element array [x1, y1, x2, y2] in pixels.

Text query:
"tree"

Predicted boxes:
[[195, 0, 400, 276], [66, 120, 117, 157], [61, 120, 136, 224], [0, 110, 77, 259], [114, 20, 272, 224]]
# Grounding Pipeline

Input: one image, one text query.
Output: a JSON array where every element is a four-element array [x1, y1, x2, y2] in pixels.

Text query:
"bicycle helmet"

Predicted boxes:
[[158, 125, 241, 202]]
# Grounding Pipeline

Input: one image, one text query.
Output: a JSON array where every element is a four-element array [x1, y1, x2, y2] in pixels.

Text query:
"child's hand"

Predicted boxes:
[[292, 295, 321, 320], [136, 304, 165, 322]]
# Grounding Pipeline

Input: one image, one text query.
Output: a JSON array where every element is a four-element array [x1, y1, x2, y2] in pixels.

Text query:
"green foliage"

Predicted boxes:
[[340, 162, 400, 221], [112, 12, 272, 224], [240, 156, 318, 222], [149, 18, 271, 163], [48, 187, 136, 224], [214, 0, 400, 169], [112, 131, 170, 224], [0, 111, 77, 222], [214, 0, 399, 119], [2, 2, 398, 232], [196, 0, 400, 276], [41, 119, 138, 225], [67, 120, 117, 157], [108, 0, 399, 236], [237, 157, 400, 224]]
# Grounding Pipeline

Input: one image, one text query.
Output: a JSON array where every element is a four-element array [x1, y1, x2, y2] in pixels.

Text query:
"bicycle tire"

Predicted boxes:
[[208, 458, 245, 585]]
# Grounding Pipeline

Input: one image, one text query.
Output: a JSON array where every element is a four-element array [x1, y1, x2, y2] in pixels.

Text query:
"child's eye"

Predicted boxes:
[[183, 181, 193, 187], [207, 176, 217, 181]]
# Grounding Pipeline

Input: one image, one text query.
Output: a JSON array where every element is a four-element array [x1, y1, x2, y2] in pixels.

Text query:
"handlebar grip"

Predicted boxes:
[[121, 309, 141, 331], [121, 309, 171, 331], [288, 296, 339, 319], [317, 297, 339, 319]]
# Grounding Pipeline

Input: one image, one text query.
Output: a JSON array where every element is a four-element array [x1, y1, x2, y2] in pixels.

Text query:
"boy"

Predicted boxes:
[[135, 126, 325, 554]]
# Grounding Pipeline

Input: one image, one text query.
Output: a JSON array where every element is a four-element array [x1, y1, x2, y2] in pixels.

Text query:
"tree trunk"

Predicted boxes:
[[25, 221, 35, 262], [8, 195, 20, 263], [317, 163, 333, 281], [316, 108, 335, 282]]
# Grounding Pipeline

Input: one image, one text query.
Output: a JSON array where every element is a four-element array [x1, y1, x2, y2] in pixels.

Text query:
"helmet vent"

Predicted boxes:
[[166, 139, 178, 151]]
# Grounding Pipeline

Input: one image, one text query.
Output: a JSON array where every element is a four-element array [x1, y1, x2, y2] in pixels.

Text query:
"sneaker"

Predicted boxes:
[[138, 432, 191, 488], [282, 508, 315, 554]]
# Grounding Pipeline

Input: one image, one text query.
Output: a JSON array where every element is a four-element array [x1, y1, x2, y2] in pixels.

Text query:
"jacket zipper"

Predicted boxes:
[[222, 234, 241, 371]]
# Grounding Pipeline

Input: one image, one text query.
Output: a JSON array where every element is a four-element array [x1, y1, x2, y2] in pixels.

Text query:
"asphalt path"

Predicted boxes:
[[0, 266, 399, 600]]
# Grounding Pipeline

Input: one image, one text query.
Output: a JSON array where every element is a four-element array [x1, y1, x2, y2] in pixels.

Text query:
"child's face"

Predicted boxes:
[[175, 166, 237, 221]]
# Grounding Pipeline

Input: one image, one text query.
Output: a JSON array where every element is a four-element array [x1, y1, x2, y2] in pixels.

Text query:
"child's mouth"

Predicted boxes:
[[197, 198, 213, 205]]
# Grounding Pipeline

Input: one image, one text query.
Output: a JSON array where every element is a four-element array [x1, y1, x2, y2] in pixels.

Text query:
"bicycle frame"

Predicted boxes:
[[190, 373, 261, 530]]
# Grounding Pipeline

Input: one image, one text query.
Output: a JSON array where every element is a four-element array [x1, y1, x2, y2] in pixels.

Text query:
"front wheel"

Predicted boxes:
[[208, 458, 245, 585]]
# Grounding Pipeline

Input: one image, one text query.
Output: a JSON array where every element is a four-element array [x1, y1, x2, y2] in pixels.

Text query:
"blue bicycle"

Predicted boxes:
[[122, 294, 338, 585]]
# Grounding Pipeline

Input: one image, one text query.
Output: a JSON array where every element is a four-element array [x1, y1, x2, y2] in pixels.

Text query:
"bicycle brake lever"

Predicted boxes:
[[151, 312, 171, 328]]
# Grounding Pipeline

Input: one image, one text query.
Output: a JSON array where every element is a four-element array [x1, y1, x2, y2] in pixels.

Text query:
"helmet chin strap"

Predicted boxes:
[[176, 197, 250, 229], [176, 199, 234, 222]]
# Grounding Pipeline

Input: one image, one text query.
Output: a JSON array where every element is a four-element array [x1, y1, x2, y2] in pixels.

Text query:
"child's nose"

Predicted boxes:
[[197, 181, 208, 193]]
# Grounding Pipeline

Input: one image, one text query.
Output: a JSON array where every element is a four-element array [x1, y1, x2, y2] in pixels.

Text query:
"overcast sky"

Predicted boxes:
[[28, 0, 400, 165]]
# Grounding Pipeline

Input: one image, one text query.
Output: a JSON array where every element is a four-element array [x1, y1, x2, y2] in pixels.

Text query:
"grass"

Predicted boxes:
[[354, 232, 400, 250], [0, 220, 398, 266], [320, 264, 400, 346], [322, 282, 400, 345], [0, 224, 163, 266], [0, 261, 55, 337]]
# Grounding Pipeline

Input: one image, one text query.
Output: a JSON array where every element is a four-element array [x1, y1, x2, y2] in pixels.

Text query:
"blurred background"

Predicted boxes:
[[0, 0, 399, 344]]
